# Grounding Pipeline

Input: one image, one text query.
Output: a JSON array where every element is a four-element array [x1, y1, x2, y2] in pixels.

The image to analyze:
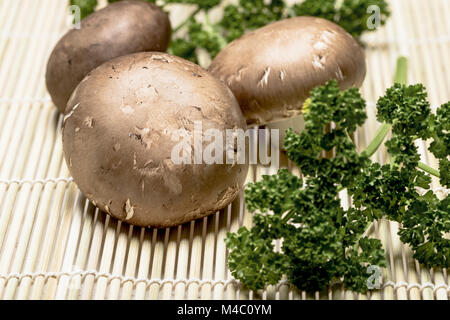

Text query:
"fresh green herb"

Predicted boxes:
[[108, 0, 156, 2], [225, 58, 450, 293], [170, 16, 227, 63], [70, 0, 159, 21], [219, 0, 286, 42], [70, 0, 389, 63]]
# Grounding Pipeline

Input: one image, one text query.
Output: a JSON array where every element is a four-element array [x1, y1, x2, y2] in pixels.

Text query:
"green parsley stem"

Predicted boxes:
[[360, 57, 408, 158], [418, 162, 440, 177]]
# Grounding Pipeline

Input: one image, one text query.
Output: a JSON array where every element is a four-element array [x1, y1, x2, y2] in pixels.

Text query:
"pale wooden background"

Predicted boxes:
[[0, 0, 448, 299]]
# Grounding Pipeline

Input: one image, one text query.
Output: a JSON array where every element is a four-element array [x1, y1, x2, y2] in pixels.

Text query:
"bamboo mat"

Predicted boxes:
[[0, 0, 449, 300]]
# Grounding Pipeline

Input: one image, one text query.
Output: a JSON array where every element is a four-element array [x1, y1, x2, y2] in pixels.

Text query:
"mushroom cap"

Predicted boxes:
[[63, 52, 248, 228], [208, 16, 366, 125], [46, 0, 171, 113]]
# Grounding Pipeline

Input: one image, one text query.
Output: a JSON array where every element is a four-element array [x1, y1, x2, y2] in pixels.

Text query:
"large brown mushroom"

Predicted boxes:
[[63, 52, 248, 228], [208, 16, 366, 126], [46, 0, 171, 113]]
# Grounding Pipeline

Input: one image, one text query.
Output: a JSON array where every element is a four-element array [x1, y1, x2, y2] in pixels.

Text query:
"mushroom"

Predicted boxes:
[[46, 0, 171, 113], [63, 52, 248, 228], [208, 16, 366, 126]]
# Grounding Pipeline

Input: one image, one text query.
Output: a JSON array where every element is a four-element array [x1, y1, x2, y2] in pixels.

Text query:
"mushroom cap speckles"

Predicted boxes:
[[63, 52, 248, 228], [208, 16, 366, 125]]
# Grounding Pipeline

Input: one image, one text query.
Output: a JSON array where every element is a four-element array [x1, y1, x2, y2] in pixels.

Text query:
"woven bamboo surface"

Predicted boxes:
[[0, 0, 449, 300]]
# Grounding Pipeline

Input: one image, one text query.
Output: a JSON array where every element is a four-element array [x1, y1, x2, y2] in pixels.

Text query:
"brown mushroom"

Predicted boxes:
[[46, 0, 171, 113], [63, 52, 248, 228], [208, 16, 366, 125]]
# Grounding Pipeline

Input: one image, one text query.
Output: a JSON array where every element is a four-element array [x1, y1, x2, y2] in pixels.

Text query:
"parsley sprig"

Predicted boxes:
[[225, 58, 450, 293], [70, 0, 98, 20], [292, 0, 390, 38], [170, 0, 389, 63]]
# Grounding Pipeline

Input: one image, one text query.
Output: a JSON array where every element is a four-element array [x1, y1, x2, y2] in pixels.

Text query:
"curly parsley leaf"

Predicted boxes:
[[284, 81, 368, 186], [108, 0, 156, 3], [376, 83, 431, 138], [428, 102, 450, 187], [227, 82, 387, 293], [399, 193, 450, 268], [351, 81, 450, 269], [440, 159, 450, 188], [225, 227, 289, 291]]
